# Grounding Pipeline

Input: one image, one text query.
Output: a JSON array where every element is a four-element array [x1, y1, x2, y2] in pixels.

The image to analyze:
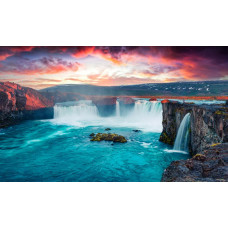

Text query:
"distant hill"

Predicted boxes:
[[40, 80, 228, 96]]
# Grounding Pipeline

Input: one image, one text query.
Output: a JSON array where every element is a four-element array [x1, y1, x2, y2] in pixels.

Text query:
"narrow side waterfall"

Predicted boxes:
[[116, 100, 120, 116], [173, 113, 191, 152]]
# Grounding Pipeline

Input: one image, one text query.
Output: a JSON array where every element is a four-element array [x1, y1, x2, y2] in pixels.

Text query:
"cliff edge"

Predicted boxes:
[[0, 82, 54, 127]]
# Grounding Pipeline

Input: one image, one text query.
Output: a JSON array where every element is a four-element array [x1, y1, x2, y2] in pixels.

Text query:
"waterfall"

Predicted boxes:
[[54, 100, 99, 121], [128, 100, 163, 132], [53, 99, 163, 132], [173, 113, 191, 152], [132, 100, 162, 119], [116, 100, 120, 116]]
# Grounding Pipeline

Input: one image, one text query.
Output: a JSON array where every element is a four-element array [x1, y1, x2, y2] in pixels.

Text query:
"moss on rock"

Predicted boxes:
[[90, 133, 127, 143], [159, 132, 174, 145]]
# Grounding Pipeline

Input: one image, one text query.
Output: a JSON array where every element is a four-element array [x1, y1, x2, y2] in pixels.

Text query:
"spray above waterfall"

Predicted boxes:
[[53, 99, 163, 132], [173, 113, 191, 153]]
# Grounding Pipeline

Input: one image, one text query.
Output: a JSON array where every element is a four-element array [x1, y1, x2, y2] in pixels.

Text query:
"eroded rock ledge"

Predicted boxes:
[[161, 143, 228, 182]]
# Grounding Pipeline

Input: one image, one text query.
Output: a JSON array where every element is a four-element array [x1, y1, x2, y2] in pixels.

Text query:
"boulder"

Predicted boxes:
[[161, 99, 170, 104], [133, 130, 141, 132], [90, 133, 127, 143]]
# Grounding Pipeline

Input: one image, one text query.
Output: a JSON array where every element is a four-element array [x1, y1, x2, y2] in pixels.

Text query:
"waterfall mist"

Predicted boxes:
[[53, 99, 163, 132]]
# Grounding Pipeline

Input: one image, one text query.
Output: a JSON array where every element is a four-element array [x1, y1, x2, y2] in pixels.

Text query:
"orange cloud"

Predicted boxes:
[[71, 47, 124, 65], [71, 46, 95, 58]]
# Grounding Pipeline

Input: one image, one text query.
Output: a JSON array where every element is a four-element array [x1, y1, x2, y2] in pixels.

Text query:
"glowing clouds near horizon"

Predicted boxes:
[[0, 46, 228, 89]]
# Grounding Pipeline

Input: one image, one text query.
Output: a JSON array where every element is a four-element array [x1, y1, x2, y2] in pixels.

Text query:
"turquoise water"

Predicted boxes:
[[0, 120, 189, 182], [0, 100, 190, 182]]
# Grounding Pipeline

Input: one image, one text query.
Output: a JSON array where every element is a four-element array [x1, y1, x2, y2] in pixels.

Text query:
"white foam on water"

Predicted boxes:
[[164, 149, 189, 155], [141, 142, 151, 148]]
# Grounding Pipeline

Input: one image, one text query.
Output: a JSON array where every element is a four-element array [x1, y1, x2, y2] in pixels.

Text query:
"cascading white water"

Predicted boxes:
[[116, 100, 120, 116], [53, 99, 163, 132], [126, 100, 163, 132], [54, 100, 99, 121], [133, 100, 162, 118], [173, 113, 191, 152]]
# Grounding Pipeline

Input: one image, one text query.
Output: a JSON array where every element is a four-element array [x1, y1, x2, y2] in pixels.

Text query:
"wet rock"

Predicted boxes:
[[89, 133, 95, 137], [90, 133, 127, 143], [161, 143, 228, 182], [105, 128, 111, 131], [133, 130, 141, 132]]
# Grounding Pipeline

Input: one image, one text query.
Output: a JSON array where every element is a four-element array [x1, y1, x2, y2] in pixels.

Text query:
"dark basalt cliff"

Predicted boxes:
[[159, 100, 228, 155], [161, 143, 228, 182], [160, 100, 228, 182], [0, 82, 54, 127]]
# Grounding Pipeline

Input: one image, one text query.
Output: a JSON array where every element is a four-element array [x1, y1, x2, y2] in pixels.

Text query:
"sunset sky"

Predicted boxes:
[[0, 46, 228, 89]]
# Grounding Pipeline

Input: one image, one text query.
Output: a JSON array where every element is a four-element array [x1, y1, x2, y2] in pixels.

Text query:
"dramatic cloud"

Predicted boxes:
[[0, 46, 228, 89], [0, 56, 80, 75], [0, 46, 34, 61]]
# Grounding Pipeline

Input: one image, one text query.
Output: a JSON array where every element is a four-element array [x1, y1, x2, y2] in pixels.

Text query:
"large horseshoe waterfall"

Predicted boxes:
[[53, 99, 163, 132]]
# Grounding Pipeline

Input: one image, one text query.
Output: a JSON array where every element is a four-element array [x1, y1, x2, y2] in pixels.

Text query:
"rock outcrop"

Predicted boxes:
[[0, 82, 54, 127], [161, 143, 228, 182], [90, 133, 127, 143], [159, 101, 192, 146], [118, 97, 135, 104], [159, 100, 228, 155], [92, 97, 117, 116]]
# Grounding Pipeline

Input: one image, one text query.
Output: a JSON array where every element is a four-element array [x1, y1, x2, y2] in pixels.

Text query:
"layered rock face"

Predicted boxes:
[[161, 143, 228, 182], [159, 100, 228, 155], [159, 101, 191, 145], [191, 105, 228, 154], [0, 82, 54, 127]]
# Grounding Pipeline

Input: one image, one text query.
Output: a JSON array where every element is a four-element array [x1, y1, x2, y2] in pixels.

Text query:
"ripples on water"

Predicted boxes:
[[0, 100, 191, 182]]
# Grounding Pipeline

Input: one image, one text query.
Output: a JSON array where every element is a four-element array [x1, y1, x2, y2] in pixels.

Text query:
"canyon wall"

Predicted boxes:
[[159, 100, 228, 155], [0, 82, 54, 127]]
